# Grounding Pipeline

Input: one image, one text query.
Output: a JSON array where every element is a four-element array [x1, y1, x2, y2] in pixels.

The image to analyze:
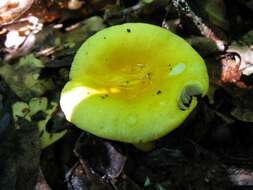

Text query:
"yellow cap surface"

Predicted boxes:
[[60, 23, 209, 144]]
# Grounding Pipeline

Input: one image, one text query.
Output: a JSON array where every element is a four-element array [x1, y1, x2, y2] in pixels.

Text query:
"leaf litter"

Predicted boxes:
[[0, 0, 253, 189]]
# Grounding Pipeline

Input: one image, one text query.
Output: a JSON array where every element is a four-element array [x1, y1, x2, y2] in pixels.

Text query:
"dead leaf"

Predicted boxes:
[[0, 0, 34, 25], [0, 54, 54, 100], [74, 136, 127, 180]]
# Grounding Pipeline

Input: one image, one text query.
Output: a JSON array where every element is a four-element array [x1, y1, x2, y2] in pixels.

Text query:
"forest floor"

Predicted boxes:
[[0, 0, 253, 190]]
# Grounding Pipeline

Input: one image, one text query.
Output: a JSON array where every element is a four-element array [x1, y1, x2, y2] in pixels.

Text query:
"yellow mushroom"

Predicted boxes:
[[60, 23, 209, 150]]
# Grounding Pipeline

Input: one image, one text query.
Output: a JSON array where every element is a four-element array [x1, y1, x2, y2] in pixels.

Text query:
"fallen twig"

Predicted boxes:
[[172, 0, 225, 51]]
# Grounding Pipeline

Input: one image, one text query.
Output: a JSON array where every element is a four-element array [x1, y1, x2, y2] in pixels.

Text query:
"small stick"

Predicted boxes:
[[172, 0, 226, 51]]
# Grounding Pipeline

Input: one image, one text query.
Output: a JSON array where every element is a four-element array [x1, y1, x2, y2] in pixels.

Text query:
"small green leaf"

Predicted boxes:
[[12, 102, 30, 121], [156, 184, 166, 190], [29, 97, 48, 116], [144, 176, 151, 187], [12, 98, 67, 149], [0, 54, 54, 100], [142, 0, 154, 4]]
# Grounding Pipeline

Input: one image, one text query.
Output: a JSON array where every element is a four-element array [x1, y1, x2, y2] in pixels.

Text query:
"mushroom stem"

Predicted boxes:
[[133, 142, 155, 151]]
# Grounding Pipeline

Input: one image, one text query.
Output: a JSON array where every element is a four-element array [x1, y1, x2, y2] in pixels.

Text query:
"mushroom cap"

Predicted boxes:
[[60, 23, 209, 144]]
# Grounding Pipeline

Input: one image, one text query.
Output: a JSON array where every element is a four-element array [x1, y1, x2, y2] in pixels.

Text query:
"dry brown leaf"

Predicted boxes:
[[0, 0, 34, 25]]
